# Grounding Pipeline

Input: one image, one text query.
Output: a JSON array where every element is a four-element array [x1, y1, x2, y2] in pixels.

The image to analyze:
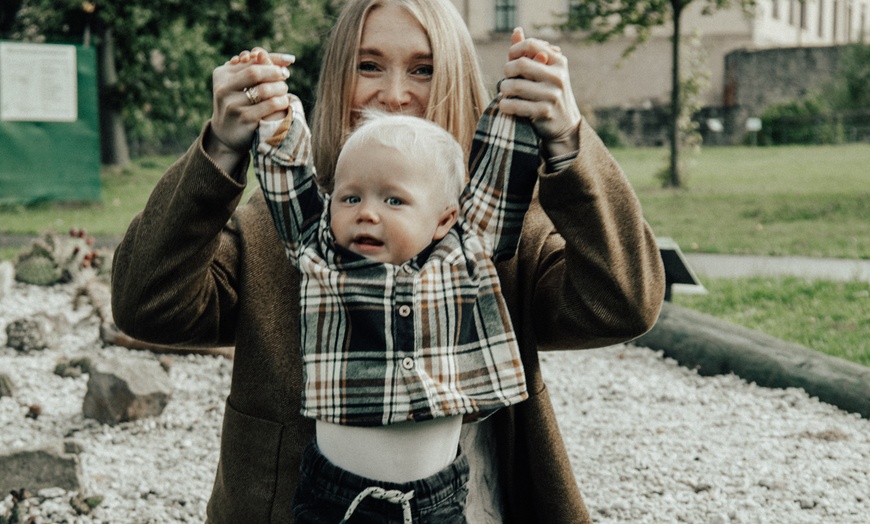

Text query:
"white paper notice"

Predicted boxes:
[[0, 42, 78, 122]]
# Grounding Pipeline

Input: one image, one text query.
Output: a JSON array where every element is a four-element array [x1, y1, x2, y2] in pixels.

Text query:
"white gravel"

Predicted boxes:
[[1, 281, 868, 523]]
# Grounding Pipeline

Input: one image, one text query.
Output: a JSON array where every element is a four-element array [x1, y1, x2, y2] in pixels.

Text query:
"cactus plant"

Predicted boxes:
[[13, 229, 109, 286]]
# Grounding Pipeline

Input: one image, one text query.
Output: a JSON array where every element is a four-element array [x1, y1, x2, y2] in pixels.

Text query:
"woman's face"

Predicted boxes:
[[352, 4, 433, 119]]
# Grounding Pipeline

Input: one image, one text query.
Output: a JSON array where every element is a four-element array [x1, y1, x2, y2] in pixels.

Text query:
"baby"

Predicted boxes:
[[254, 92, 539, 521]]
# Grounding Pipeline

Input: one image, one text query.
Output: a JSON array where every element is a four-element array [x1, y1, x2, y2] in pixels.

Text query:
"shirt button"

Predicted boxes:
[[398, 304, 411, 317], [402, 263, 414, 274], [402, 357, 415, 370]]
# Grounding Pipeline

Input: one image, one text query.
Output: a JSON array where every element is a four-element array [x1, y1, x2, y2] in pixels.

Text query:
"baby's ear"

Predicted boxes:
[[432, 205, 458, 241]]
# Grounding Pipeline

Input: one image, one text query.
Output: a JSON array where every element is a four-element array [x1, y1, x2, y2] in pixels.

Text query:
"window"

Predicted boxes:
[[862, 6, 867, 43], [799, 0, 807, 29], [847, 4, 853, 41], [818, 0, 825, 37], [772, 0, 779, 20], [833, 0, 839, 41], [495, 0, 517, 32]]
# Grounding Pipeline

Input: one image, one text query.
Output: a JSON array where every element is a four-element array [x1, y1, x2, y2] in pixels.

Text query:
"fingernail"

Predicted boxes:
[[282, 54, 296, 64], [280, 67, 290, 78]]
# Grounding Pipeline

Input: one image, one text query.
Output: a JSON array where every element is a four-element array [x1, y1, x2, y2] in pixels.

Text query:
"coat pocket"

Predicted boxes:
[[207, 399, 285, 523]]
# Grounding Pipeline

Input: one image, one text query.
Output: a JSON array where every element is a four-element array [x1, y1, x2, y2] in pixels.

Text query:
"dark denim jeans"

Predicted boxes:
[[293, 440, 469, 523]]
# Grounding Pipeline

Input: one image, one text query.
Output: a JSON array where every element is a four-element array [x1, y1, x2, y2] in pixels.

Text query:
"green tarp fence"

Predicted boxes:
[[0, 42, 101, 205]]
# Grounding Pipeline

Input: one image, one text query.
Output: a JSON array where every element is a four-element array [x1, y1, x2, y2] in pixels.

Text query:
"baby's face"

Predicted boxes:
[[330, 143, 456, 265]]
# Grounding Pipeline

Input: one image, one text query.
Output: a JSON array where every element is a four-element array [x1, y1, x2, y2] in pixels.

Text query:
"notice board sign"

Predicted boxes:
[[0, 42, 78, 122], [0, 42, 101, 204]]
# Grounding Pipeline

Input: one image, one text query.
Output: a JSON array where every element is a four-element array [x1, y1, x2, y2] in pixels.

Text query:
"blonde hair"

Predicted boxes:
[[340, 111, 466, 205], [311, 0, 489, 191]]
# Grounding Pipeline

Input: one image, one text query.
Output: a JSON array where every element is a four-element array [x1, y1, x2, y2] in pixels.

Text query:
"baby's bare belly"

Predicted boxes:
[[316, 415, 463, 483]]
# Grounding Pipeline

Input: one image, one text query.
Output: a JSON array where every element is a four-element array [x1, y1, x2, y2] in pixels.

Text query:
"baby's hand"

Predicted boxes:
[[230, 47, 274, 66], [231, 47, 295, 121]]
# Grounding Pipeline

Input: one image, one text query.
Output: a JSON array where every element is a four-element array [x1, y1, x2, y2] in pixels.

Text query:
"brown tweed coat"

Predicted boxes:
[[111, 120, 664, 523]]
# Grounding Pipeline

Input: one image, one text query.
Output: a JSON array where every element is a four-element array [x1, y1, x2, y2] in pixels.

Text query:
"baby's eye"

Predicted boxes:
[[344, 195, 361, 204], [385, 197, 404, 206]]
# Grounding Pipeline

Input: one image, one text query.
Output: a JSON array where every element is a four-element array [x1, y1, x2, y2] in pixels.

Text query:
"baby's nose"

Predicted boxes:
[[357, 205, 379, 223]]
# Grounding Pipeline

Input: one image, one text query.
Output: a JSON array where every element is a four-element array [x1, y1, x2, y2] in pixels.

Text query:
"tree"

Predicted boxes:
[[2, 0, 336, 161], [561, 0, 754, 187]]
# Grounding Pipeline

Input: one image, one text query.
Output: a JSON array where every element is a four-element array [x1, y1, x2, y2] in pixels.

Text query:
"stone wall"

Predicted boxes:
[[592, 45, 857, 146]]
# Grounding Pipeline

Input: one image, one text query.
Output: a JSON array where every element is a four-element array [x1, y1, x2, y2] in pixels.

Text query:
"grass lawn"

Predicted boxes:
[[614, 143, 869, 365], [675, 277, 870, 366], [1, 144, 867, 366], [613, 143, 870, 259], [0, 156, 176, 237]]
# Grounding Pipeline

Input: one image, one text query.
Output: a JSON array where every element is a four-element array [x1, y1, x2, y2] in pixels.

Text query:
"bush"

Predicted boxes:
[[594, 119, 625, 148], [833, 43, 870, 110], [756, 98, 845, 145]]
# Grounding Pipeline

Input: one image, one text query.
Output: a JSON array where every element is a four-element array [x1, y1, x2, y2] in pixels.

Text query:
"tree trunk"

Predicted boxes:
[[99, 29, 130, 167], [668, 2, 683, 187]]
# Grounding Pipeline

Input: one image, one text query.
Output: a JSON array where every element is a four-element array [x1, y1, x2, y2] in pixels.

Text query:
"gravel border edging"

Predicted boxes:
[[635, 302, 870, 419]]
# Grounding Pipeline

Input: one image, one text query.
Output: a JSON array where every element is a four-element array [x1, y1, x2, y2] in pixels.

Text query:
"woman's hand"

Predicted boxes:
[[205, 48, 295, 172], [499, 28, 582, 158]]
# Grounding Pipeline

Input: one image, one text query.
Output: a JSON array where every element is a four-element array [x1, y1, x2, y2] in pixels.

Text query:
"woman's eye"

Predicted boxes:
[[386, 197, 403, 206], [413, 64, 433, 77], [358, 61, 380, 73]]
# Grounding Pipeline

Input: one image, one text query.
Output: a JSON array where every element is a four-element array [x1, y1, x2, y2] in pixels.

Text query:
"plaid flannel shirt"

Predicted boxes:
[[254, 95, 539, 426]]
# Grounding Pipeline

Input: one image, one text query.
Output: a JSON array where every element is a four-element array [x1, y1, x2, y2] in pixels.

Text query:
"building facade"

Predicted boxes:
[[448, 0, 869, 110]]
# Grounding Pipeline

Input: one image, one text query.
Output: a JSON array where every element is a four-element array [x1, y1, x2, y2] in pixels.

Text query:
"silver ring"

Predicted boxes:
[[243, 85, 261, 105]]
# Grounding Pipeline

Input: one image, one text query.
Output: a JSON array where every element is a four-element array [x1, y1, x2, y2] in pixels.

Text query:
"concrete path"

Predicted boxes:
[[685, 253, 870, 283]]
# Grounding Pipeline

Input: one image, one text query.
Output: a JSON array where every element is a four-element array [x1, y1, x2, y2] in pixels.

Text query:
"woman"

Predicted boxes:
[[111, 0, 665, 522]]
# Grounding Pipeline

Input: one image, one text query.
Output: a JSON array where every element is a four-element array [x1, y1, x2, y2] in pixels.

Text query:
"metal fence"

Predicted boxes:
[[594, 106, 870, 147], [757, 109, 870, 145]]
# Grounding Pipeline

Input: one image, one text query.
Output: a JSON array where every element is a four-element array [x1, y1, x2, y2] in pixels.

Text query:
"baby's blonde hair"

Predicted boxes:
[[340, 111, 466, 205]]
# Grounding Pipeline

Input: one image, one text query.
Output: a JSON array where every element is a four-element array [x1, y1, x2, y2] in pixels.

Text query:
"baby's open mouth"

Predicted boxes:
[[353, 235, 383, 247]]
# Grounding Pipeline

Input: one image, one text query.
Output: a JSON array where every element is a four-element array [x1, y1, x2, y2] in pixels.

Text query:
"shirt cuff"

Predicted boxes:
[[258, 118, 283, 138], [199, 122, 250, 185]]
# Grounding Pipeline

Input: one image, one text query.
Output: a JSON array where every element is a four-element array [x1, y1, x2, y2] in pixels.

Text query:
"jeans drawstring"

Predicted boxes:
[[341, 486, 415, 524]]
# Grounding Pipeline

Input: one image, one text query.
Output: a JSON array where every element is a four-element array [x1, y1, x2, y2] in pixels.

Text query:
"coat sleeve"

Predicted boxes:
[[515, 120, 665, 350], [111, 123, 246, 347]]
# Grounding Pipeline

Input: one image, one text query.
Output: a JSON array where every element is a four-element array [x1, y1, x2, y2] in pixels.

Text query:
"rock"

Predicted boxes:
[[37, 487, 67, 499], [158, 355, 174, 372], [0, 260, 13, 299], [54, 356, 92, 379], [4, 313, 67, 352], [797, 498, 817, 509], [63, 439, 86, 454], [82, 357, 173, 425], [708, 514, 730, 524], [0, 372, 14, 397], [0, 440, 83, 494]]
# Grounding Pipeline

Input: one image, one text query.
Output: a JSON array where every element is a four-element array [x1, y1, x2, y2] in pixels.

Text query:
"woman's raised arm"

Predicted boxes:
[[498, 28, 583, 159], [205, 48, 295, 174]]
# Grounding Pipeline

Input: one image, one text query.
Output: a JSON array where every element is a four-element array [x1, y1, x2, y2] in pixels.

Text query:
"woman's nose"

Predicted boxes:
[[377, 73, 411, 111]]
